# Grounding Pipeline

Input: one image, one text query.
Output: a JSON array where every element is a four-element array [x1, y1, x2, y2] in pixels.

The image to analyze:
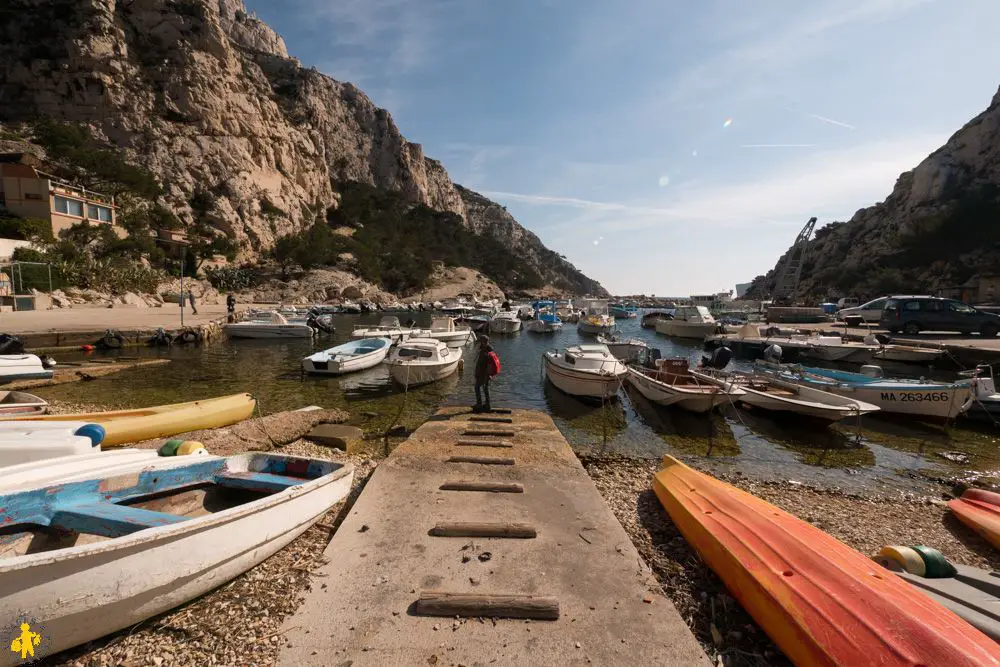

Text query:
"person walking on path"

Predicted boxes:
[[226, 293, 236, 322], [473, 334, 499, 413], [188, 291, 198, 315]]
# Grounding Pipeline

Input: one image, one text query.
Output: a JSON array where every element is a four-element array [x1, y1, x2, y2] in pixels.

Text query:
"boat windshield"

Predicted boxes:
[[398, 348, 434, 358]]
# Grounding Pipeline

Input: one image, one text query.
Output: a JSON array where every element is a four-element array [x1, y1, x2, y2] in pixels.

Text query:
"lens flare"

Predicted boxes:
[[658, 175, 670, 187], [723, 118, 732, 128]]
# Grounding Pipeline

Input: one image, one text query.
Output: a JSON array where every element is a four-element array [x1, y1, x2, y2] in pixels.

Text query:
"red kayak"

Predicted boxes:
[[950, 488, 1000, 552], [654, 456, 1000, 666]]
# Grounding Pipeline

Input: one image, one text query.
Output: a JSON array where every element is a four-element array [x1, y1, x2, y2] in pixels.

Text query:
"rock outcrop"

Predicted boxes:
[[0, 0, 603, 294], [749, 87, 1000, 302]]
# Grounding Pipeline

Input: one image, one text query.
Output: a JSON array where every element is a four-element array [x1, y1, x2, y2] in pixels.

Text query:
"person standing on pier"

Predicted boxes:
[[226, 293, 236, 322], [473, 334, 499, 413], [188, 291, 198, 315]]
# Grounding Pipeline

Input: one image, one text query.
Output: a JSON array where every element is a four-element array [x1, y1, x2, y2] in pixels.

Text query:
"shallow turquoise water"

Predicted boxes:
[[35, 312, 1000, 493]]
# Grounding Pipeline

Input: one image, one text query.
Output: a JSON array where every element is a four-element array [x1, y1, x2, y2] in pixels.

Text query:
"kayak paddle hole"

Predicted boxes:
[[782, 570, 793, 577]]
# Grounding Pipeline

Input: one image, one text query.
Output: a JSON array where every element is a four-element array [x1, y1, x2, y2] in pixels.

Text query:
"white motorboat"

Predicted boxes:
[[301, 338, 391, 375], [224, 311, 314, 339], [962, 365, 1000, 422], [577, 299, 615, 335], [386, 338, 463, 387], [596, 335, 649, 363], [0, 453, 353, 662], [626, 358, 745, 413], [543, 344, 626, 399], [425, 316, 475, 347], [0, 354, 54, 383], [526, 301, 563, 333], [655, 306, 717, 340], [489, 310, 522, 334], [0, 390, 48, 416], [692, 368, 880, 423], [350, 316, 425, 344], [773, 364, 971, 420]]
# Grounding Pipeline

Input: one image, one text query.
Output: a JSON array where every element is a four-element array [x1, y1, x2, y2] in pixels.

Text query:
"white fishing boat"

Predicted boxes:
[[0, 423, 106, 467], [386, 338, 463, 387], [350, 316, 425, 344], [425, 316, 475, 347], [655, 306, 717, 340], [692, 368, 880, 423], [489, 310, 522, 334], [773, 365, 971, 420], [577, 299, 615, 335], [543, 344, 626, 399], [596, 334, 649, 363], [526, 301, 563, 333], [0, 391, 48, 416], [0, 453, 353, 663], [0, 354, 54, 383], [301, 338, 391, 375], [626, 358, 745, 413], [224, 311, 314, 339]]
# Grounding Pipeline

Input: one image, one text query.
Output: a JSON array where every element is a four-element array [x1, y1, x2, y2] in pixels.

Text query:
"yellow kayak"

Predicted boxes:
[[11, 393, 256, 446]]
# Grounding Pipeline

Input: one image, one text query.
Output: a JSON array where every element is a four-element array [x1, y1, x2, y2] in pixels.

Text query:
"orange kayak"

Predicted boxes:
[[653, 456, 1000, 666], [949, 488, 1000, 551]]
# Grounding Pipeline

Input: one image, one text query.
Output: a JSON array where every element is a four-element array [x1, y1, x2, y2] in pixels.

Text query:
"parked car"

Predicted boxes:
[[880, 296, 1000, 336], [836, 297, 889, 323], [836, 297, 860, 309]]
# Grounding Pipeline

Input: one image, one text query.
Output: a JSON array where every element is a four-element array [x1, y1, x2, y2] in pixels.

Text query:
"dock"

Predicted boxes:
[[279, 407, 708, 666], [5, 358, 170, 390]]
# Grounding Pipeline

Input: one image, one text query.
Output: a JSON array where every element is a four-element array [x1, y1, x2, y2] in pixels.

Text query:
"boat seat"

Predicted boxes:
[[213, 471, 306, 493], [50, 502, 189, 538]]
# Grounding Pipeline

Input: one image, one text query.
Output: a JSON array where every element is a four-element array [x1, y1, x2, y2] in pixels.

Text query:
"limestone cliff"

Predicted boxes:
[[748, 86, 1000, 302], [0, 0, 603, 295]]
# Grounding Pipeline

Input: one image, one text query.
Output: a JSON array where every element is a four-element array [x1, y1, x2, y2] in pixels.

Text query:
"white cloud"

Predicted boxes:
[[807, 114, 856, 130]]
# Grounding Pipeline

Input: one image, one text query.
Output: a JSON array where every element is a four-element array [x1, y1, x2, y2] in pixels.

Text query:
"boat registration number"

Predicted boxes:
[[879, 392, 950, 402]]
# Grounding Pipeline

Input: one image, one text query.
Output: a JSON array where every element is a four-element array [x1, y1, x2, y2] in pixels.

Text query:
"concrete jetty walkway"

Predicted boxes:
[[279, 407, 707, 666]]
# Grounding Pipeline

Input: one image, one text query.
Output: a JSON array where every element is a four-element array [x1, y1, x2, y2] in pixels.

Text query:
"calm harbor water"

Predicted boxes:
[[36, 312, 1000, 494]]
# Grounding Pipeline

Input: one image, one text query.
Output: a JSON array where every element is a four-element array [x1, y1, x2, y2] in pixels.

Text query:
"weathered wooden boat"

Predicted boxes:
[[653, 456, 1000, 667], [950, 488, 1000, 552], [301, 338, 390, 375], [0, 453, 354, 664], [10, 393, 257, 446], [0, 449, 160, 493], [0, 390, 48, 416], [543, 344, 626, 399], [0, 354, 53, 384], [0, 423, 106, 467], [691, 368, 880, 423], [626, 358, 744, 413], [386, 338, 463, 387]]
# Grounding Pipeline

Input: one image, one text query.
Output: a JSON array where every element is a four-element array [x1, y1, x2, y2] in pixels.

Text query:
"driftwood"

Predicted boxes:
[[445, 455, 515, 465], [439, 481, 524, 493], [428, 522, 536, 538], [415, 591, 559, 620]]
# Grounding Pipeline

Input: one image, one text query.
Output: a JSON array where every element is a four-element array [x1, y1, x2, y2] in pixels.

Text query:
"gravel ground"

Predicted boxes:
[[580, 453, 1000, 667]]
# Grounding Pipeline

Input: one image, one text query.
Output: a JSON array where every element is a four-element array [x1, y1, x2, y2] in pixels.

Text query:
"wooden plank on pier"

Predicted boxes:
[[415, 591, 559, 620], [429, 522, 537, 538], [439, 481, 524, 493], [469, 416, 514, 424], [462, 429, 515, 437], [456, 439, 513, 448], [445, 455, 515, 465]]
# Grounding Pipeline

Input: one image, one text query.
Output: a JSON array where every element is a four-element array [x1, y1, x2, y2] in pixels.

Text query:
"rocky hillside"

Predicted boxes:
[[0, 0, 603, 295], [747, 86, 1000, 302]]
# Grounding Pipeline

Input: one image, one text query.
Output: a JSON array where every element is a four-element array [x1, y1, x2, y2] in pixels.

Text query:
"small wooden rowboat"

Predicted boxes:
[[0, 453, 354, 664], [0, 390, 48, 416], [653, 456, 1000, 666], [9, 393, 256, 446]]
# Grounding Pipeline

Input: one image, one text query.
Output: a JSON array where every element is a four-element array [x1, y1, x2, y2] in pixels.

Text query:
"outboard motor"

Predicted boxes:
[[763, 343, 783, 364], [0, 334, 25, 355], [307, 314, 334, 334], [645, 347, 662, 369], [701, 345, 733, 370]]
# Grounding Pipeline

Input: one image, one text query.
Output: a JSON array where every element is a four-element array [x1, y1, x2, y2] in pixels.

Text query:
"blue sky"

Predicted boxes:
[[249, 0, 1000, 297]]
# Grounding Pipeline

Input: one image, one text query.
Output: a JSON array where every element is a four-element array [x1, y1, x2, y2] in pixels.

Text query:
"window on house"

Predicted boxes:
[[54, 195, 84, 217], [87, 204, 112, 222]]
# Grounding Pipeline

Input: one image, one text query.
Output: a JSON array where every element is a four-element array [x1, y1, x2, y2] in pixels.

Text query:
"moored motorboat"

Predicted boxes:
[[576, 299, 615, 335], [10, 393, 257, 446], [0, 354, 54, 383], [596, 334, 649, 363], [0, 453, 354, 663], [455, 314, 490, 333], [488, 309, 522, 334], [652, 456, 1000, 667], [225, 311, 315, 339], [350, 316, 425, 344], [655, 306, 717, 339], [0, 390, 48, 416], [692, 368, 880, 423], [641, 310, 673, 329], [526, 300, 563, 333], [301, 338, 391, 375], [962, 365, 1000, 421], [425, 316, 475, 347], [543, 344, 626, 399], [626, 358, 744, 413], [386, 338, 463, 387], [609, 302, 639, 319]]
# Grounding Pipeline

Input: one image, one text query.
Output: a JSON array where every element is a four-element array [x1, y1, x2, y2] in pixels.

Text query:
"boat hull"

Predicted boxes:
[[225, 324, 314, 339], [426, 330, 475, 347], [526, 320, 563, 333], [625, 368, 723, 413], [799, 344, 873, 364], [949, 489, 1000, 552], [0, 455, 354, 664], [655, 320, 716, 339], [577, 320, 614, 335], [873, 346, 945, 363], [302, 345, 389, 375], [802, 380, 968, 419], [388, 360, 461, 387], [488, 317, 522, 334], [543, 354, 622, 399], [653, 456, 1000, 667]]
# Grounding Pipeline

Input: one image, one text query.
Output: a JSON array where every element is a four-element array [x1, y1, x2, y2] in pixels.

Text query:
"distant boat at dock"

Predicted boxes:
[[543, 343, 626, 399], [577, 299, 615, 335], [225, 311, 315, 339], [655, 306, 717, 339]]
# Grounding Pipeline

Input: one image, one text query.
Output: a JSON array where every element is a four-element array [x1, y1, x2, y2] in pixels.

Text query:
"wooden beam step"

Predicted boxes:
[[456, 439, 513, 448], [429, 522, 536, 538], [462, 429, 515, 437], [469, 416, 514, 424], [439, 481, 524, 493], [415, 591, 559, 620], [446, 455, 515, 465]]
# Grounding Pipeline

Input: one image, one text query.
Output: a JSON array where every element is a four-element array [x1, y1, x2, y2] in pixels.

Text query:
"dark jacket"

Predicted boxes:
[[475, 344, 494, 383]]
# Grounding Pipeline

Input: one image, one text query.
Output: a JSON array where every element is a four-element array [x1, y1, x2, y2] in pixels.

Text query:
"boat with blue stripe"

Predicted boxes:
[[526, 301, 563, 333], [609, 302, 639, 319]]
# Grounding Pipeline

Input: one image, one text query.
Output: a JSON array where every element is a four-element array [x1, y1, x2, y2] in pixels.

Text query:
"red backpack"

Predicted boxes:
[[487, 351, 501, 377]]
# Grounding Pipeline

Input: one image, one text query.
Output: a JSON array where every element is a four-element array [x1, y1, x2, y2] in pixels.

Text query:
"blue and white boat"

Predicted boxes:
[[609, 303, 638, 319], [526, 301, 563, 333], [762, 364, 971, 420], [302, 338, 391, 375], [0, 453, 353, 663]]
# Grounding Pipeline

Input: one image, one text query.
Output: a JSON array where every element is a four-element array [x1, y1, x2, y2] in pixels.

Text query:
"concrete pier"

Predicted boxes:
[[279, 407, 708, 666]]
